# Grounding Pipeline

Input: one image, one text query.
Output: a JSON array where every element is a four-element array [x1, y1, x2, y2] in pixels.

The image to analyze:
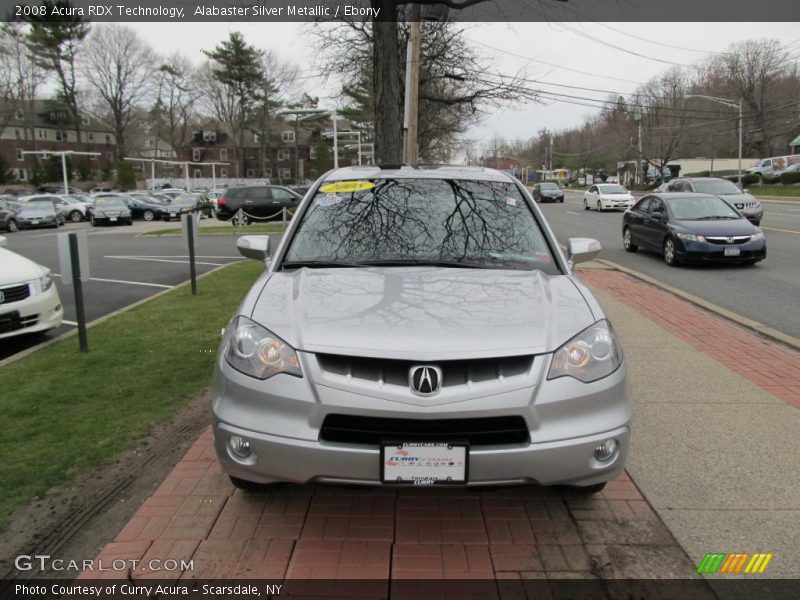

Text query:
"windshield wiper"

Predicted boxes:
[[356, 259, 497, 269], [281, 260, 368, 269]]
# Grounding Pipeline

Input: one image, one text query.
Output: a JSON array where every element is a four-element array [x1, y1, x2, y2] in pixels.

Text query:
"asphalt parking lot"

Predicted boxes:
[[0, 220, 272, 361]]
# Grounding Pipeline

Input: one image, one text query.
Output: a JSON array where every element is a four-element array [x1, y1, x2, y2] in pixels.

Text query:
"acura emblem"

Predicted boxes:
[[727, 237, 734, 243], [409, 365, 442, 396], [0, 291, 4, 304]]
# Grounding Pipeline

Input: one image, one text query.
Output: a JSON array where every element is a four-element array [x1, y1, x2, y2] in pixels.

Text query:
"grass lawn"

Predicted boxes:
[[144, 223, 286, 236], [751, 185, 800, 199], [0, 260, 263, 531]]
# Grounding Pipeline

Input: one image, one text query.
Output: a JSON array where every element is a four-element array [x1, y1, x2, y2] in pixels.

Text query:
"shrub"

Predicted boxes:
[[780, 171, 800, 185], [725, 173, 760, 186]]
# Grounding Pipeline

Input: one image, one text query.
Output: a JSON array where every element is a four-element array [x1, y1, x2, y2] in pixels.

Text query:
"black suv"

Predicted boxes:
[[215, 185, 302, 223]]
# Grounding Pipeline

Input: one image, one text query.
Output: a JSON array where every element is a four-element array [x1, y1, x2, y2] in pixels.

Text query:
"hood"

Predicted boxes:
[[674, 218, 757, 236], [0, 247, 46, 285], [19, 209, 55, 218], [599, 192, 632, 198], [718, 192, 758, 203], [250, 267, 596, 360]]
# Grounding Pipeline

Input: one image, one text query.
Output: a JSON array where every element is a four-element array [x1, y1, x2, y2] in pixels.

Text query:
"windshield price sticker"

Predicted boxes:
[[319, 181, 375, 194], [316, 193, 343, 207]]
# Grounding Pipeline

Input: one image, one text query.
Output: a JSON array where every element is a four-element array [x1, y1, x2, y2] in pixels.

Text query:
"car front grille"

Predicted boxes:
[[733, 202, 757, 209], [316, 353, 534, 389], [0, 283, 31, 304], [320, 414, 530, 446], [705, 236, 751, 245]]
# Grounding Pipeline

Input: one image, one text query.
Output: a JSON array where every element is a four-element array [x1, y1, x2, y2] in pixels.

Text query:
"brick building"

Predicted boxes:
[[0, 101, 117, 182]]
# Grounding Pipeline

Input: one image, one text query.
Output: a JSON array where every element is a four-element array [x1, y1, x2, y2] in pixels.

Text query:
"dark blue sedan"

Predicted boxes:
[[622, 193, 766, 266]]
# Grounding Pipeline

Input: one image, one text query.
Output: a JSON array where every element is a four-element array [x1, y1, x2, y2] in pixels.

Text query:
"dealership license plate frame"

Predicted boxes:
[[724, 246, 741, 257], [381, 441, 469, 485]]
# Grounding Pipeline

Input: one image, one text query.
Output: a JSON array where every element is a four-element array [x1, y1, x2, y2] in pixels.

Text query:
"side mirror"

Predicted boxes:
[[236, 235, 271, 261], [567, 237, 601, 266], [743, 189, 750, 194]]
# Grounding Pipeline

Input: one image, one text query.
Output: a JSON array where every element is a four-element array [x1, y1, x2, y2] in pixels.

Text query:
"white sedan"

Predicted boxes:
[[583, 184, 635, 212], [0, 236, 63, 340]]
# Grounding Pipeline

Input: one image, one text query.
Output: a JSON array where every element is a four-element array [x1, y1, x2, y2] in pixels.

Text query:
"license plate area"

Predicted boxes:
[[724, 246, 741, 257], [381, 442, 468, 485]]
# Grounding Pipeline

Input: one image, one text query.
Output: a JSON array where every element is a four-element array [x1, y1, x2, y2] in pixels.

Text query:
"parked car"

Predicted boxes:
[[0, 236, 63, 340], [0, 198, 20, 232], [121, 196, 171, 222], [583, 184, 634, 211], [531, 182, 565, 203], [212, 166, 630, 494], [55, 195, 92, 222], [15, 199, 64, 229], [89, 196, 133, 226], [158, 188, 186, 201], [622, 192, 766, 266], [162, 193, 215, 220], [215, 185, 302, 223], [665, 177, 763, 225], [289, 185, 311, 198], [746, 154, 799, 179]]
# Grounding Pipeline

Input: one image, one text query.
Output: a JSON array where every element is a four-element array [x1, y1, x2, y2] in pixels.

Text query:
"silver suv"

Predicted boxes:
[[213, 166, 631, 493]]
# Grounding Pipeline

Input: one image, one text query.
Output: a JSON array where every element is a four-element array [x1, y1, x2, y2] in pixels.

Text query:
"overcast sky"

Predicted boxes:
[[128, 21, 799, 152]]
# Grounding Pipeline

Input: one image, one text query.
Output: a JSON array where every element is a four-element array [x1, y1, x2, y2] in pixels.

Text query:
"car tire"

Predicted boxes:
[[623, 227, 638, 252], [752, 219, 761, 226], [597, 200, 603, 212], [229, 475, 271, 492], [90, 218, 97, 227], [126, 219, 133, 226], [559, 198, 564, 203], [575, 482, 606, 495], [69, 210, 83, 223], [143, 210, 155, 221], [663, 237, 680, 267], [7, 219, 18, 233], [584, 198, 589, 211]]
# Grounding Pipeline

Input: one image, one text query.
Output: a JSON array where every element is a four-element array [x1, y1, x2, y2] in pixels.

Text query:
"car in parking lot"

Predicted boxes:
[[0, 198, 20, 232], [215, 185, 302, 223], [120, 195, 170, 222], [89, 196, 133, 226], [55, 195, 92, 222], [665, 177, 763, 225], [0, 235, 63, 339], [14, 199, 64, 229], [531, 182, 565, 203], [583, 184, 634, 211], [165, 193, 215, 220], [212, 166, 631, 493], [622, 192, 766, 266]]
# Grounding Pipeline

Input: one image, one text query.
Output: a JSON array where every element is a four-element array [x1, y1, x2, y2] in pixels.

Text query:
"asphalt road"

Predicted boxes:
[[1, 221, 261, 360], [539, 191, 800, 338]]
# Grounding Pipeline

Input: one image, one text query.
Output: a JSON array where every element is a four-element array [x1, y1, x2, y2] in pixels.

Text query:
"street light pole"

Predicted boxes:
[[684, 94, 744, 187]]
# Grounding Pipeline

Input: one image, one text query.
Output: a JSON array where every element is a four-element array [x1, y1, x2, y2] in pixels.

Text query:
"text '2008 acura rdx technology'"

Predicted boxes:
[[213, 166, 631, 493]]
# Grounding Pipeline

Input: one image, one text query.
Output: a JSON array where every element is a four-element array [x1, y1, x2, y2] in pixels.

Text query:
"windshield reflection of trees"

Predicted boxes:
[[288, 179, 552, 270]]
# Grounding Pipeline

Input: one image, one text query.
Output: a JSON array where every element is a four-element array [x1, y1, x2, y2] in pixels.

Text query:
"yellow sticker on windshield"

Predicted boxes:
[[319, 180, 375, 193]]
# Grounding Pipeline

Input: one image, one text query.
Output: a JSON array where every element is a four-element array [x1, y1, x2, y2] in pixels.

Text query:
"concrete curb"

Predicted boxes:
[[595, 258, 800, 352], [0, 262, 235, 369]]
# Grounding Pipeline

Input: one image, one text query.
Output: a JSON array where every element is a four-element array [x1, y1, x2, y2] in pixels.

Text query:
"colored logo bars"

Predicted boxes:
[[697, 552, 773, 574]]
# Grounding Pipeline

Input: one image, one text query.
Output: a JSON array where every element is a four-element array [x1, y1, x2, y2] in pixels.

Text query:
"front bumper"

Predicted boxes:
[[17, 218, 57, 229], [212, 350, 632, 488], [0, 284, 63, 340], [677, 239, 766, 263], [600, 199, 633, 210]]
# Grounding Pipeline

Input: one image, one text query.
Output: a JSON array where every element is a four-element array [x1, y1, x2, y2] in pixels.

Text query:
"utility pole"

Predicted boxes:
[[403, 4, 422, 166], [635, 108, 643, 185]]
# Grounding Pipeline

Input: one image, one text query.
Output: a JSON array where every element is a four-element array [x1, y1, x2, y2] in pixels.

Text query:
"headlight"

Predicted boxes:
[[38, 270, 54, 293], [548, 320, 623, 383], [224, 316, 302, 380], [751, 231, 765, 241], [675, 232, 705, 242]]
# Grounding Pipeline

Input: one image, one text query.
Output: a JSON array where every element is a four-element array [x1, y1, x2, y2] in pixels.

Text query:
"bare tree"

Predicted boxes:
[[81, 24, 156, 159], [1, 24, 45, 151], [152, 53, 198, 159]]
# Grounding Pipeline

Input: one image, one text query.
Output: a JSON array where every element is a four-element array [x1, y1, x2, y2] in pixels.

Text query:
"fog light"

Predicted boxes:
[[228, 435, 252, 459], [593, 439, 618, 462]]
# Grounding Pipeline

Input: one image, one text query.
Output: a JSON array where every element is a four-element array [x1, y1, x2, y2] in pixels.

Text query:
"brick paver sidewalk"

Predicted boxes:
[[79, 266, 800, 587]]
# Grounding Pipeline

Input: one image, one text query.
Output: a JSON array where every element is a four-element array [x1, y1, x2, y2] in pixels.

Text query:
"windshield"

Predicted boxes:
[[95, 197, 126, 209], [666, 195, 741, 220], [23, 201, 54, 211], [284, 179, 558, 272], [539, 183, 559, 190], [692, 179, 742, 195], [598, 185, 628, 194]]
